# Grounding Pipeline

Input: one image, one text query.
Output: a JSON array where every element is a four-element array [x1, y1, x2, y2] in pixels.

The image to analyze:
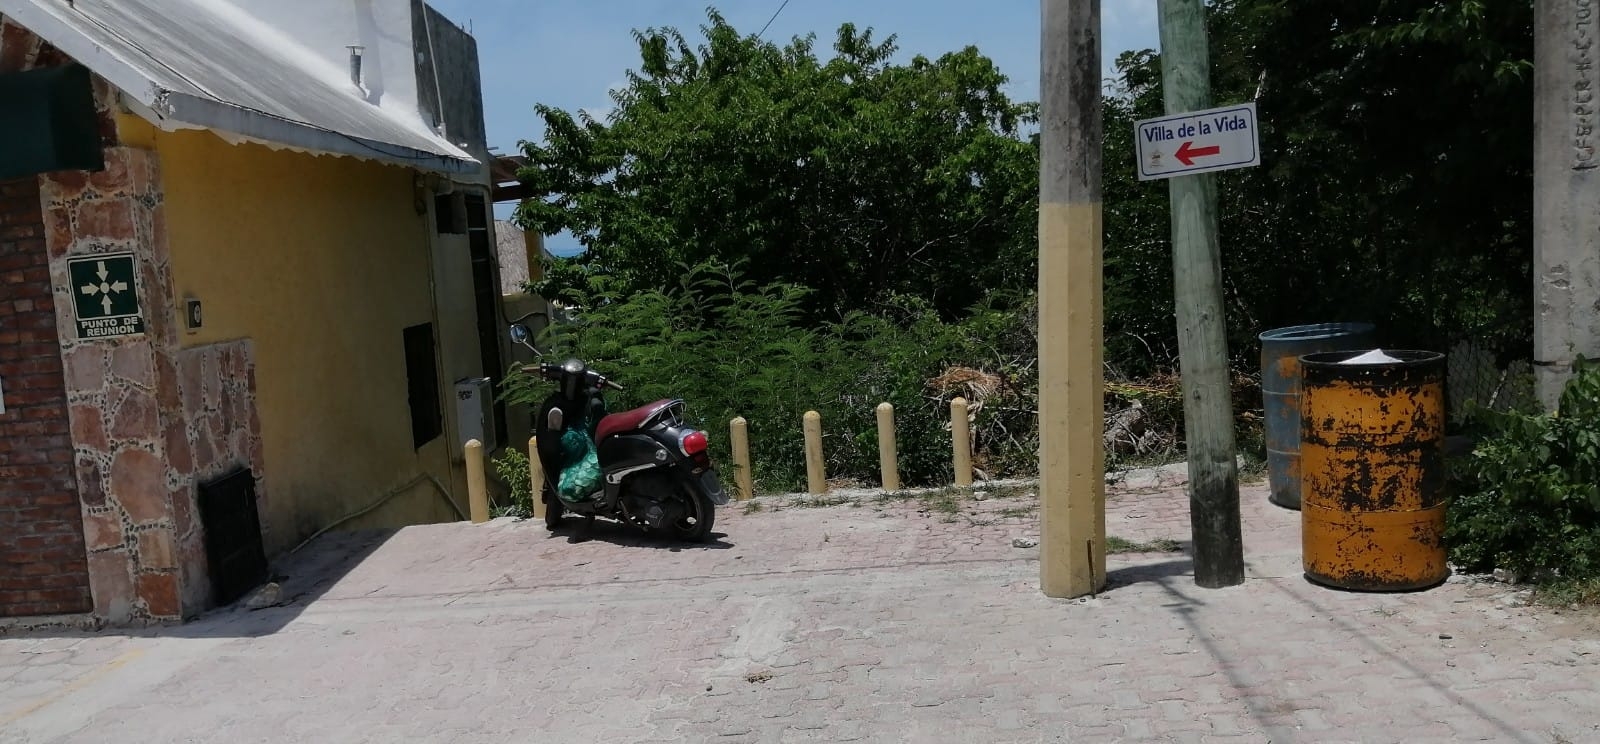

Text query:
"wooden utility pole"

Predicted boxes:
[[1038, 0, 1106, 598], [1158, 0, 1244, 588]]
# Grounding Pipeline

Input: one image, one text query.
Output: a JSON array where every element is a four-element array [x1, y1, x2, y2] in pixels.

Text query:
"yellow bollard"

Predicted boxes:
[[528, 436, 545, 519], [466, 439, 490, 523], [730, 417, 754, 501], [951, 397, 973, 487], [876, 402, 900, 491], [803, 410, 827, 494]]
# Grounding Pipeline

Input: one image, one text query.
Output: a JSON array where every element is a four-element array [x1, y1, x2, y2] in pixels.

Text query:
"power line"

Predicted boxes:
[[756, 0, 791, 39]]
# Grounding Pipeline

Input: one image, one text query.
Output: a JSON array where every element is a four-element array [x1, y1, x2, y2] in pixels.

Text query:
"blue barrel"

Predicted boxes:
[[1259, 322, 1376, 510]]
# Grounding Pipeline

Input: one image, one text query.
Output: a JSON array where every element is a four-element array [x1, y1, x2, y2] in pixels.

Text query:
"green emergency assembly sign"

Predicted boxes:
[[67, 252, 145, 339]]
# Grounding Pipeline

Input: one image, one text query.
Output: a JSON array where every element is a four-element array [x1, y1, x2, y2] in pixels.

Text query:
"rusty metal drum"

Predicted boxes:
[[1298, 349, 1449, 591], [1259, 323, 1376, 510]]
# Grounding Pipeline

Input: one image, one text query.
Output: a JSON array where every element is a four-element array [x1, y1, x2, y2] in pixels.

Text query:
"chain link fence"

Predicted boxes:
[[1445, 339, 1537, 425]]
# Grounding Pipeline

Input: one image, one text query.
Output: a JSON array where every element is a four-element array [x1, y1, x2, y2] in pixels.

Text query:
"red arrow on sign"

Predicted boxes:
[[1175, 140, 1221, 166]]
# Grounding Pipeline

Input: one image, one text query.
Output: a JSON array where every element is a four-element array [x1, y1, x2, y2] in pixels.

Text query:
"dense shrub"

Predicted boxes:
[[502, 261, 1037, 494], [1446, 360, 1600, 581]]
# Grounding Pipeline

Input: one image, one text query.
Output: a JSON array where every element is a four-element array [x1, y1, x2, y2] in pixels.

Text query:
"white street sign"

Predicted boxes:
[[1135, 102, 1261, 181]]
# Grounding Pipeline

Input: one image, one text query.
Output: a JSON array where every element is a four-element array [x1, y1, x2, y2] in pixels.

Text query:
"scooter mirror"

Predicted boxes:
[[508, 323, 541, 357]]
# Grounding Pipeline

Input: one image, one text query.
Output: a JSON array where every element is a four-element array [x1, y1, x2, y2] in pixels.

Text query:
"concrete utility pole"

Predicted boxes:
[[1158, 0, 1244, 588], [1038, 0, 1106, 598], [1534, 0, 1600, 410]]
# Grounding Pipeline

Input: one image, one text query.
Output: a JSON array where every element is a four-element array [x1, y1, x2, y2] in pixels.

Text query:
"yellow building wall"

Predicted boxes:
[[149, 125, 480, 554]]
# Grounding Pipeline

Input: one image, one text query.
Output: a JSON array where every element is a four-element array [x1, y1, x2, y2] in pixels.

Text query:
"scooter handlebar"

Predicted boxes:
[[521, 363, 623, 392]]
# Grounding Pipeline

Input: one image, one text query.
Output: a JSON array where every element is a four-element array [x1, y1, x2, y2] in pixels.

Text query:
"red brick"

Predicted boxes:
[[30, 490, 76, 506], [0, 223, 41, 239], [23, 572, 90, 589], [0, 419, 67, 438], [8, 533, 79, 551], [22, 588, 90, 604]]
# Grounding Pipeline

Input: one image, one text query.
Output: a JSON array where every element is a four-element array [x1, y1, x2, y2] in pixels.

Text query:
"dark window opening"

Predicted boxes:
[[434, 192, 465, 234], [464, 193, 507, 447], [197, 468, 268, 608], [404, 323, 443, 448]]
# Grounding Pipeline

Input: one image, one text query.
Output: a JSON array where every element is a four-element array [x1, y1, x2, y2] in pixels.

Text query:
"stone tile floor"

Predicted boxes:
[[1, 478, 1597, 743]]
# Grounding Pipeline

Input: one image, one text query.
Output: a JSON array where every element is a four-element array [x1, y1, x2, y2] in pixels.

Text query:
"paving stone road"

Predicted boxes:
[[2, 478, 1598, 743]]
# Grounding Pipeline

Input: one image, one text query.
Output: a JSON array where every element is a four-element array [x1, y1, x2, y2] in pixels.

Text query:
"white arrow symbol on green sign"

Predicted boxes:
[[78, 261, 130, 316]]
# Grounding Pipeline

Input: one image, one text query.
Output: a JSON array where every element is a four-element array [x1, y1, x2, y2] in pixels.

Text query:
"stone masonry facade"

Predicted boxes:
[[2, 17, 266, 624]]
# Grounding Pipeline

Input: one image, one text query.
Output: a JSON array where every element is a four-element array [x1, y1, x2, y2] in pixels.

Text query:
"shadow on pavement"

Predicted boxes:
[[1, 527, 397, 642], [1258, 576, 1541, 744], [1143, 569, 1540, 743], [1103, 545, 1195, 592], [543, 515, 736, 552]]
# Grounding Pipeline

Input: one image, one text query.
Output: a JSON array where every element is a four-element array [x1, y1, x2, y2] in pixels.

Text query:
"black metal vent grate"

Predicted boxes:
[[197, 468, 268, 607]]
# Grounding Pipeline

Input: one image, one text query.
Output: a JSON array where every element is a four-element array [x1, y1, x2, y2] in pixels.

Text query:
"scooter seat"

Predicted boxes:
[[596, 399, 679, 443]]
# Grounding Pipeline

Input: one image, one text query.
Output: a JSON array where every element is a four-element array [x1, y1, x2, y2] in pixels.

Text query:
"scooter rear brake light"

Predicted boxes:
[[679, 430, 709, 457]]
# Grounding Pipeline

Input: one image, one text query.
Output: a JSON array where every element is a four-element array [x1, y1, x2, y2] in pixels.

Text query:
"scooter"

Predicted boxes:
[[509, 323, 728, 542]]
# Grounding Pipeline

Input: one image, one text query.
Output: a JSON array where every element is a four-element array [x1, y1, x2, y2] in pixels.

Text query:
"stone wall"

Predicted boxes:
[[44, 148, 265, 623], [0, 175, 94, 618]]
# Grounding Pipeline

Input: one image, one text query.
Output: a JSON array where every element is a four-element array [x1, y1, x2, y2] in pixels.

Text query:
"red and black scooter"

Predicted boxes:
[[510, 323, 727, 542]]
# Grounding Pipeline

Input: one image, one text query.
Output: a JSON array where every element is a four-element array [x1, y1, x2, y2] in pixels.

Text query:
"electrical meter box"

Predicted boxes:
[[454, 376, 497, 452]]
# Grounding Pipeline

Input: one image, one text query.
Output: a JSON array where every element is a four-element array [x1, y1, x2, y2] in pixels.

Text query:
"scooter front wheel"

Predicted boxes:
[[543, 487, 565, 532]]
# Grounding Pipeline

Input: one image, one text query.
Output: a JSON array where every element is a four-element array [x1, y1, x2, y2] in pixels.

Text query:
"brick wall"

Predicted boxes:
[[0, 176, 94, 617]]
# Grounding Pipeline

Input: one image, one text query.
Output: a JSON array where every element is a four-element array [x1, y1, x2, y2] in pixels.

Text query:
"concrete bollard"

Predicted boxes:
[[466, 439, 490, 523], [528, 436, 545, 519], [803, 410, 827, 494], [876, 402, 900, 491], [730, 416, 754, 501], [951, 397, 973, 487]]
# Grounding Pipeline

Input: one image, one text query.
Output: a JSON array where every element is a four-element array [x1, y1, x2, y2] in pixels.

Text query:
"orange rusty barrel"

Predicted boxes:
[[1298, 349, 1449, 591]]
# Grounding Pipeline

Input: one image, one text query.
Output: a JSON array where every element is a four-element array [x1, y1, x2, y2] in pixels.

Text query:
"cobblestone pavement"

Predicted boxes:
[[3, 478, 1598, 743]]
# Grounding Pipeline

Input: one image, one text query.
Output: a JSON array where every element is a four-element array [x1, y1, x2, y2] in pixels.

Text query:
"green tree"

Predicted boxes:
[[1100, 0, 1534, 375], [514, 9, 1039, 320]]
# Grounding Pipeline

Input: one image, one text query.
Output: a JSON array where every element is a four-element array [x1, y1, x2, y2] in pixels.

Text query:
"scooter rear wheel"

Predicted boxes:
[[670, 483, 715, 543]]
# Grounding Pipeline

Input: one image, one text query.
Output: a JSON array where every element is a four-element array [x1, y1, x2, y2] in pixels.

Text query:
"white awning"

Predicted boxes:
[[1, 0, 480, 174]]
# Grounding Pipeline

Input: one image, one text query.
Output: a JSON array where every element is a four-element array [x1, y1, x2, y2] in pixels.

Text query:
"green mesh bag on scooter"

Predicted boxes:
[[556, 412, 602, 504]]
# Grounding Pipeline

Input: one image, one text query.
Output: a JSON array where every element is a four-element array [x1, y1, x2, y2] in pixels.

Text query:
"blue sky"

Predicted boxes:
[[429, 0, 1160, 254]]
